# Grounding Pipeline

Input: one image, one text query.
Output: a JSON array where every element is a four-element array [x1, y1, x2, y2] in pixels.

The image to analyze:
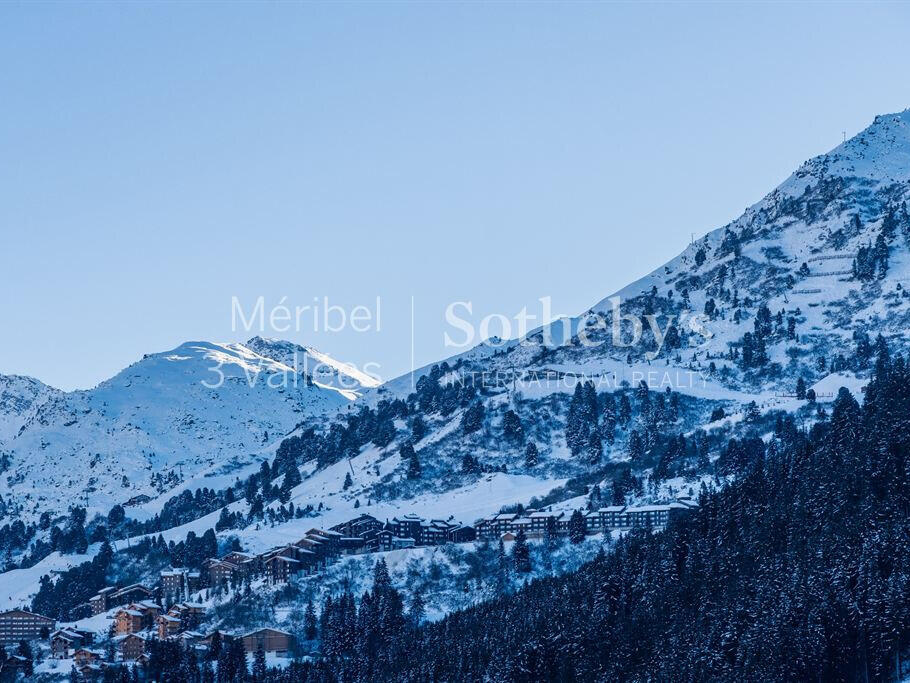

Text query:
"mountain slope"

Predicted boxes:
[[0, 374, 59, 444], [0, 340, 353, 523], [376, 109, 910, 404], [244, 336, 380, 399]]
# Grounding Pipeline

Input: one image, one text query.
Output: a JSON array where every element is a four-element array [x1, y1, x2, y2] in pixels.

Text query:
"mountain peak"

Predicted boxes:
[[790, 107, 910, 188]]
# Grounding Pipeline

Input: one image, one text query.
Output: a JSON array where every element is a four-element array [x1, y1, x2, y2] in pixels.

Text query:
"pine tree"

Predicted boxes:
[[796, 377, 806, 400], [502, 409, 525, 443], [619, 393, 632, 426], [586, 430, 603, 465], [628, 429, 644, 464], [401, 442, 421, 479], [601, 394, 617, 444], [874, 232, 889, 278], [407, 449, 421, 479], [408, 590, 426, 628], [253, 647, 266, 681], [568, 510, 586, 544], [524, 442, 539, 468], [461, 401, 485, 435], [410, 414, 427, 442], [304, 600, 318, 640], [512, 529, 531, 573]]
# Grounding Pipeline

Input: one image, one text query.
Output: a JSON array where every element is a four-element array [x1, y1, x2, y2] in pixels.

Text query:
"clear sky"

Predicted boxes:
[[2, 1, 910, 390]]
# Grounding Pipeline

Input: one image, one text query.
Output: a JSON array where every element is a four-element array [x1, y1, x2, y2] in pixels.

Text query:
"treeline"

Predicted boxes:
[[264, 344, 910, 682]]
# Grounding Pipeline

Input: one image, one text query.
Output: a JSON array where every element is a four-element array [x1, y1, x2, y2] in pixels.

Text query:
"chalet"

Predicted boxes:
[[160, 568, 204, 602], [89, 586, 119, 615], [115, 607, 145, 635], [264, 555, 303, 584], [419, 519, 457, 545], [263, 544, 318, 573], [292, 536, 327, 563], [110, 584, 155, 606], [77, 662, 103, 680], [0, 609, 55, 644], [330, 513, 383, 538], [208, 558, 241, 586], [73, 648, 103, 667], [157, 614, 182, 639], [389, 513, 424, 540], [305, 528, 343, 553], [117, 633, 148, 661], [221, 551, 257, 571], [361, 528, 393, 553], [51, 629, 89, 658], [176, 630, 205, 649], [0, 654, 30, 678], [114, 603, 160, 635], [242, 628, 295, 656]]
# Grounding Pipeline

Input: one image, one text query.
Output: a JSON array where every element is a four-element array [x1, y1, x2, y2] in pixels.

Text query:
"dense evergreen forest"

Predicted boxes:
[[256, 345, 909, 682]]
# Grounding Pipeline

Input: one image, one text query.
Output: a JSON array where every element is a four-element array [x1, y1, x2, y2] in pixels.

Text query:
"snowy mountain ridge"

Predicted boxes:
[[0, 374, 59, 444], [0, 339, 356, 523], [2, 107, 909, 593], [369, 108, 910, 404]]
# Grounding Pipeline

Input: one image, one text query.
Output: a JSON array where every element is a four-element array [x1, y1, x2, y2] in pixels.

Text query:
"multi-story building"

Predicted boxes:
[[208, 558, 242, 587], [157, 614, 182, 640], [330, 513, 383, 538], [114, 602, 160, 635], [117, 633, 148, 660], [160, 568, 204, 603], [361, 528, 394, 552], [89, 586, 119, 615], [241, 628, 295, 656], [50, 629, 92, 658], [527, 511, 564, 538], [0, 609, 55, 644], [389, 514, 424, 541], [264, 555, 303, 585]]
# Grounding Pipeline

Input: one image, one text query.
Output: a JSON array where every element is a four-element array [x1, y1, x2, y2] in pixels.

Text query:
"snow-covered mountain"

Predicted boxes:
[[244, 336, 380, 399], [3, 108, 906, 620], [0, 340, 355, 522], [377, 109, 910, 402], [0, 374, 59, 444]]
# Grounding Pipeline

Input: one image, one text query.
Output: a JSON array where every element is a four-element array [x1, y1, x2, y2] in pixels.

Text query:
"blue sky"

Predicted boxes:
[[2, 1, 910, 390]]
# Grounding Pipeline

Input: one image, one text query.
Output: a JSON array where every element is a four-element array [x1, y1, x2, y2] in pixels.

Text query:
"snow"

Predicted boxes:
[[0, 339, 354, 524], [0, 546, 99, 611]]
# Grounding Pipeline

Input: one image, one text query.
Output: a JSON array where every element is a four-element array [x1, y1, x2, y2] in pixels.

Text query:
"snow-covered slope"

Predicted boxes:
[[244, 336, 380, 399], [0, 341, 354, 522], [0, 374, 59, 444], [375, 109, 910, 403]]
